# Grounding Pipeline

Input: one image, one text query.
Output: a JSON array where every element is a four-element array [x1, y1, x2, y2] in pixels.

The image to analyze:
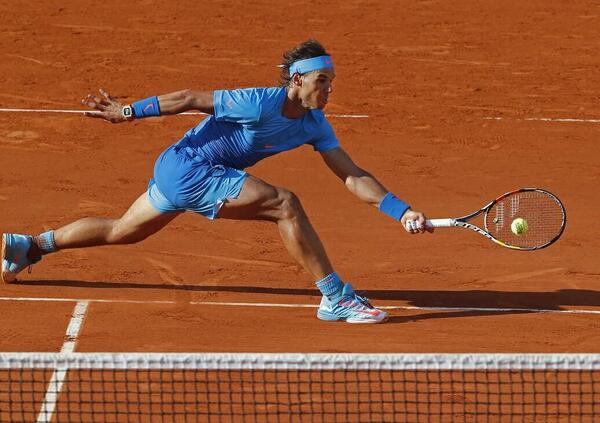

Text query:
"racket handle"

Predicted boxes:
[[425, 218, 455, 228]]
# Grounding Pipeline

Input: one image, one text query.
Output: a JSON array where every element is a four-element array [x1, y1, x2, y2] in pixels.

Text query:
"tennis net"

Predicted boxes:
[[1, 352, 599, 422]]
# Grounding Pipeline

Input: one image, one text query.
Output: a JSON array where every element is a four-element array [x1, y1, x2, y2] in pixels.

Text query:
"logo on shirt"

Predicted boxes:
[[264, 144, 275, 149], [227, 100, 235, 109]]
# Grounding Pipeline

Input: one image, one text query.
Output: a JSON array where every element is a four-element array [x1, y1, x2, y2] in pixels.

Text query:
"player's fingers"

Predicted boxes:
[[82, 95, 105, 110], [99, 88, 115, 103], [82, 95, 95, 106], [84, 111, 105, 118], [82, 99, 98, 109], [416, 221, 425, 233], [415, 216, 426, 233], [91, 96, 108, 110]]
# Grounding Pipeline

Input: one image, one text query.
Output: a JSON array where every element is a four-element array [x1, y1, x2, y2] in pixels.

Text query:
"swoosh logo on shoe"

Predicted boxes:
[[337, 299, 382, 317], [358, 309, 381, 317], [339, 299, 354, 307]]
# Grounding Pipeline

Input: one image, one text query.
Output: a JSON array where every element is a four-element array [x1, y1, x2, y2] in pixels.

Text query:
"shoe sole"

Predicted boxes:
[[1, 234, 8, 284], [0, 234, 18, 284], [317, 310, 389, 324], [347, 315, 389, 324]]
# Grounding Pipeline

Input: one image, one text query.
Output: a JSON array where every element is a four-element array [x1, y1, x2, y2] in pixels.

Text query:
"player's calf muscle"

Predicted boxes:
[[106, 226, 139, 244], [54, 218, 135, 248], [106, 220, 153, 245]]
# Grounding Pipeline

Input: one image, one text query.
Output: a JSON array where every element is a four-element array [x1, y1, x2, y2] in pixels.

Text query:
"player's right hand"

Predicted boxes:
[[401, 209, 433, 234], [82, 89, 128, 123]]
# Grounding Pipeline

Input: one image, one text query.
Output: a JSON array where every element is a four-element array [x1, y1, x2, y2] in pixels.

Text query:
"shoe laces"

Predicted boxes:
[[357, 292, 375, 308], [344, 290, 374, 309]]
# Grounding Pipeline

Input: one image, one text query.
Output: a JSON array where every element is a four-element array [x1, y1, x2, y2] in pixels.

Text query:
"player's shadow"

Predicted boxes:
[[18, 279, 600, 323], [386, 309, 534, 324]]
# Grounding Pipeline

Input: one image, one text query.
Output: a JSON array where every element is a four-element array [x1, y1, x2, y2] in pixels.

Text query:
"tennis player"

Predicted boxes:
[[1, 40, 430, 323]]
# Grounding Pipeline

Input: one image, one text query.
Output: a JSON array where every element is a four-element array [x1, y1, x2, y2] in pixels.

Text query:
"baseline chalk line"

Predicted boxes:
[[2, 295, 600, 316], [484, 116, 600, 124]]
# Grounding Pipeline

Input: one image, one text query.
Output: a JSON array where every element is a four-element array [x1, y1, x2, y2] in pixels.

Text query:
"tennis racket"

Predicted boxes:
[[410, 188, 566, 250]]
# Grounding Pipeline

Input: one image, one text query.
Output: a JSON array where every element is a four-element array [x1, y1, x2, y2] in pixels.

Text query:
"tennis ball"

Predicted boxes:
[[511, 218, 528, 236]]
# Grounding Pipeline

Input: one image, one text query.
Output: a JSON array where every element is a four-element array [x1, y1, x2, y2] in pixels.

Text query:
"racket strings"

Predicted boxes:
[[485, 190, 565, 249]]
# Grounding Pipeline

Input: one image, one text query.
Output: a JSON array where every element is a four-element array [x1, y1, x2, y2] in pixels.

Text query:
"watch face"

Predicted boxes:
[[123, 106, 133, 117]]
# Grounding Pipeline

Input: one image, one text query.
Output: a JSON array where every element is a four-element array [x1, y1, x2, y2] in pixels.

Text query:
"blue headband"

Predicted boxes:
[[288, 55, 334, 75]]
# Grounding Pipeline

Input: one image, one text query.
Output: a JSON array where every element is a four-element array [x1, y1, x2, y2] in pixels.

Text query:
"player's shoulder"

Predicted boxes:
[[254, 86, 286, 121], [233, 86, 283, 101], [307, 109, 332, 130], [213, 86, 284, 124], [309, 108, 327, 122], [254, 86, 285, 104], [217, 86, 281, 101]]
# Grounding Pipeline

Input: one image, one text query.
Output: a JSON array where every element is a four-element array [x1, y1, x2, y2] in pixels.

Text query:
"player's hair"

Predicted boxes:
[[280, 39, 329, 86]]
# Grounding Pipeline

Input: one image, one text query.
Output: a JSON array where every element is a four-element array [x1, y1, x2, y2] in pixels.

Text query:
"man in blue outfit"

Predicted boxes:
[[1, 40, 430, 324]]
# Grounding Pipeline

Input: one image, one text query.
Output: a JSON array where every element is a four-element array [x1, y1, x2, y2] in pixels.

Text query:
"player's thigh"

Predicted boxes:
[[218, 175, 290, 221], [114, 192, 182, 237]]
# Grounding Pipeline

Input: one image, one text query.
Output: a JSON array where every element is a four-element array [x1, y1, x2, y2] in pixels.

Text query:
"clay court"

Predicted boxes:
[[1, 0, 599, 421]]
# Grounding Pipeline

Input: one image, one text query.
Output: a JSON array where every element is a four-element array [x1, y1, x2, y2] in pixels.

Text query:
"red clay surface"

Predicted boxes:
[[1, 0, 600, 353]]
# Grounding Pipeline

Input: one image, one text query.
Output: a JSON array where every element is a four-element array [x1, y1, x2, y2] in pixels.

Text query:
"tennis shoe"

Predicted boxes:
[[1, 233, 41, 284], [317, 283, 388, 324]]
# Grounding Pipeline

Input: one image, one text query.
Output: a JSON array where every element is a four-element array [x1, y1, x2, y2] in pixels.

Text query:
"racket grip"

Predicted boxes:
[[425, 219, 455, 228]]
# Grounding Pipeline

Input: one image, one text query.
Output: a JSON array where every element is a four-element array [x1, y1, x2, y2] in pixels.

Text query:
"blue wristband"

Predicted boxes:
[[132, 96, 161, 118], [379, 192, 410, 221]]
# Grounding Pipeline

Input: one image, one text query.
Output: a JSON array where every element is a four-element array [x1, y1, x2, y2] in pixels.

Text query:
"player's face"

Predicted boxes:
[[299, 68, 335, 110]]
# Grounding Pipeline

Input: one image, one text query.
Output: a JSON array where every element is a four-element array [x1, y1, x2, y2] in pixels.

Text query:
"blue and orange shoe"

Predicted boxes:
[[1, 233, 41, 284], [317, 283, 388, 324]]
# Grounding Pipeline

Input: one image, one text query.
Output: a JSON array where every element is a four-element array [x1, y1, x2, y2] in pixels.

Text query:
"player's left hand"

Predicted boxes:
[[82, 89, 128, 123], [401, 209, 433, 234]]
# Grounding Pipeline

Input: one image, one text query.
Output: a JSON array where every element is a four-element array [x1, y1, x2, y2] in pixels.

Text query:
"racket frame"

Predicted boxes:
[[425, 188, 566, 251]]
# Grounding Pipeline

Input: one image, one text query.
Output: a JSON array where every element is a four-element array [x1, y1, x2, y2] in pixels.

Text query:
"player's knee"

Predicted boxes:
[[276, 188, 304, 220]]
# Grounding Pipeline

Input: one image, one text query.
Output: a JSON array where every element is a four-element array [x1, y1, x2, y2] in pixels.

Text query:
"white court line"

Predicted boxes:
[[484, 116, 600, 123], [0, 107, 369, 119], [0, 296, 175, 304], [2, 295, 600, 316], [60, 301, 90, 353], [36, 301, 89, 423]]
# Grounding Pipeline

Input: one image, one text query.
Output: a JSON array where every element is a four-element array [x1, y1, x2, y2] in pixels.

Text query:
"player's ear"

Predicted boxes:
[[291, 73, 303, 87]]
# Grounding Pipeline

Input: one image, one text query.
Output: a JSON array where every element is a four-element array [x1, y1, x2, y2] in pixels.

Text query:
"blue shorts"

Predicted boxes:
[[147, 145, 248, 219]]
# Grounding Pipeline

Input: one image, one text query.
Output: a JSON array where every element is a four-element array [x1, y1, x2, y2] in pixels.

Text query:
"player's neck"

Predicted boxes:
[[282, 87, 309, 119]]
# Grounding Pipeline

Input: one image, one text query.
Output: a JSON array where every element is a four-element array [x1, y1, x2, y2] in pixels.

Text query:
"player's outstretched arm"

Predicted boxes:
[[82, 89, 214, 123], [157, 90, 214, 115], [320, 147, 431, 234]]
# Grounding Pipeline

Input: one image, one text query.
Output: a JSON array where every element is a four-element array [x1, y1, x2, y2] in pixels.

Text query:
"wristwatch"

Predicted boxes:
[[122, 105, 135, 121]]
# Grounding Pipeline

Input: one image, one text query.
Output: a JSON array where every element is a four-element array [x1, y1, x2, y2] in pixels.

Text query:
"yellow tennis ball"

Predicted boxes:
[[511, 218, 529, 236]]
